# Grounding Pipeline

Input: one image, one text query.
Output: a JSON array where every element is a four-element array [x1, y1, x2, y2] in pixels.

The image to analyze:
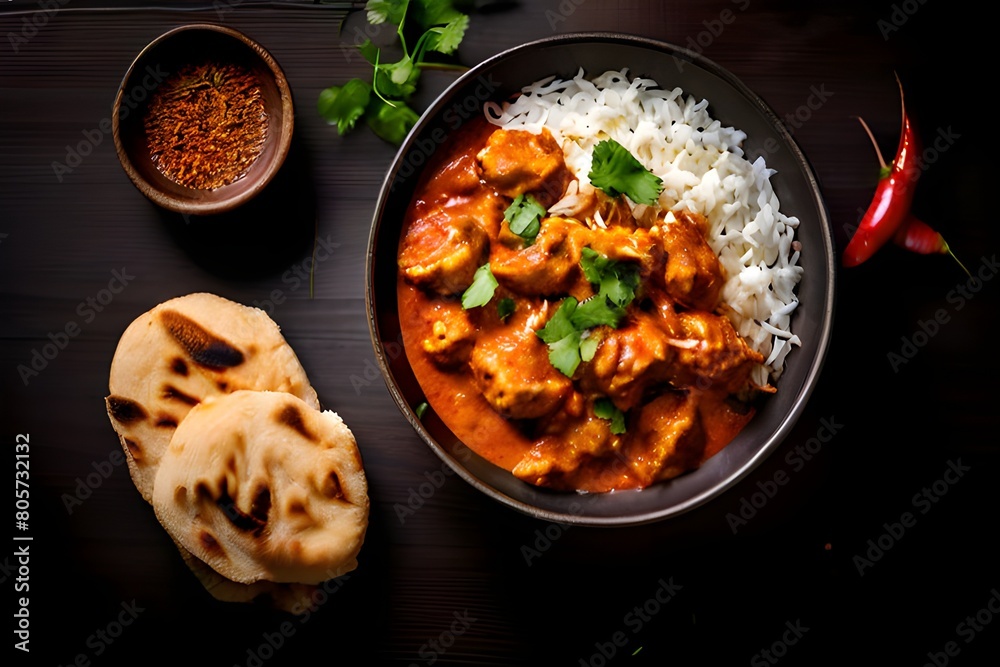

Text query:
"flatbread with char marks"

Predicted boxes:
[[105, 292, 319, 503], [152, 390, 369, 585]]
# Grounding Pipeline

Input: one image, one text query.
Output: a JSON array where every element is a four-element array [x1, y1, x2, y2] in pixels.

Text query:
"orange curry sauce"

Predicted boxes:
[[397, 118, 765, 493]]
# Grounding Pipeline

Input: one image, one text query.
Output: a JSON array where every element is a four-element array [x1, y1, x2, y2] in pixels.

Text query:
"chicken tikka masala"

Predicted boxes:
[[397, 118, 771, 493]]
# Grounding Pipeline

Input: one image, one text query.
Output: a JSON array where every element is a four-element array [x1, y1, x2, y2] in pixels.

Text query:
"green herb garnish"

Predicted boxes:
[[588, 138, 663, 205], [594, 397, 626, 434], [536, 298, 586, 377], [504, 193, 546, 245], [497, 297, 515, 321], [461, 263, 497, 309], [414, 401, 429, 418], [318, 0, 470, 145], [535, 249, 640, 377]]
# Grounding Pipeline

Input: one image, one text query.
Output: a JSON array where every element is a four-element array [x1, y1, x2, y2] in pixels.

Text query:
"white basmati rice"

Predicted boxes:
[[483, 68, 803, 386]]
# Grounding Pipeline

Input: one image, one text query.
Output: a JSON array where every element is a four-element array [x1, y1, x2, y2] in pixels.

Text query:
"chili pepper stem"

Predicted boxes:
[[942, 238, 972, 279], [854, 115, 888, 172]]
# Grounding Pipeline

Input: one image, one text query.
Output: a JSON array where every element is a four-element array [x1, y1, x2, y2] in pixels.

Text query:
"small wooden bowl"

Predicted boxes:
[[112, 24, 294, 216]]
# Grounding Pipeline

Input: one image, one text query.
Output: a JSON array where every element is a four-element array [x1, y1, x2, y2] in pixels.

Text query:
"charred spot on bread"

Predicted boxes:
[[171, 357, 189, 376], [123, 438, 142, 460], [323, 471, 344, 501], [156, 416, 179, 428], [162, 385, 200, 406], [160, 309, 245, 369], [251, 486, 271, 524], [276, 403, 317, 442], [216, 478, 267, 535], [107, 396, 147, 424], [199, 531, 222, 553]]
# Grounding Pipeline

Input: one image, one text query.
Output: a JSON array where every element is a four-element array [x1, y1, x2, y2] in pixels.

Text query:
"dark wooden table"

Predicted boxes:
[[3, 1, 997, 665]]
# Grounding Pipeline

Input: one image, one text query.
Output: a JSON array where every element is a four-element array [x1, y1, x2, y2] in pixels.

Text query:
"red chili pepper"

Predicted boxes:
[[842, 75, 922, 268], [893, 214, 971, 277]]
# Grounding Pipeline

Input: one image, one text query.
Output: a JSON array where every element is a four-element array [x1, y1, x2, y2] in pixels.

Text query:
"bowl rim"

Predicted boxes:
[[366, 31, 836, 526], [111, 22, 295, 216]]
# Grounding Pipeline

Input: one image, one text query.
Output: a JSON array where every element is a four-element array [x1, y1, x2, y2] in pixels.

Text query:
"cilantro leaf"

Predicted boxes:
[[536, 297, 578, 343], [580, 248, 639, 318], [461, 263, 498, 309], [366, 97, 419, 144], [412, 0, 464, 27], [317, 79, 372, 135], [594, 397, 627, 434], [571, 295, 624, 330], [588, 138, 663, 205], [497, 297, 515, 321], [323, 0, 470, 145], [547, 332, 584, 378], [536, 299, 585, 377], [365, 0, 407, 25], [579, 333, 599, 362], [374, 55, 421, 99], [504, 193, 546, 244], [534, 250, 641, 377], [425, 15, 469, 55]]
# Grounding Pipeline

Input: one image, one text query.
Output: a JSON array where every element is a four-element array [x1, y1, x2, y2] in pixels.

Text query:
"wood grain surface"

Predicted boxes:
[[2, 1, 997, 665]]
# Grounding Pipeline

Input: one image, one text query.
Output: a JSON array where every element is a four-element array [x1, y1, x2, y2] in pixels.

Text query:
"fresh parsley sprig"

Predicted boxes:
[[588, 138, 663, 205], [318, 0, 470, 145]]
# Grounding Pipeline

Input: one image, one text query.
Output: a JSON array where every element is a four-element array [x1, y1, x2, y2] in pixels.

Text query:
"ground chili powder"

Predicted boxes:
[[145, 61, 268, 190]]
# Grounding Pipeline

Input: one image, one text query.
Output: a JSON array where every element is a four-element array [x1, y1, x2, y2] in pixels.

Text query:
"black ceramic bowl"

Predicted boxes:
[[113, 24, 294, 216], [366, 33, 835, 526]]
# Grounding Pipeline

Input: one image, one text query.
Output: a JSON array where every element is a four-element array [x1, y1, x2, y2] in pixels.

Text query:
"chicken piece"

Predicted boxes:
[[469, 309, 572, 420], [490, 217, 588, 297], [623, 391, 705, 486], [418, 152, 484, 205], [512, 398, 623, 491], [660, 210, 725, 311], [582, 225, 665, 283], [670, 311, 763, 394], [580, 311, 677, 412], [477, 128, 571, 207], [398, 209, 489, 295], [420, 300, 477, 368]]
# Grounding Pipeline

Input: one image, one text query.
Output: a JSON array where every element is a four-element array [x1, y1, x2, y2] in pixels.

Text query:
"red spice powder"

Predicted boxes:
[[145, 62, 268, 190]]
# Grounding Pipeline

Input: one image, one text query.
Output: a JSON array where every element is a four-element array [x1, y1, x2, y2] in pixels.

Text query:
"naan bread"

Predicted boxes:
[[105, 292, 319, 503], [152, 390, 369, 585], [172, 534, 320, 615]]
